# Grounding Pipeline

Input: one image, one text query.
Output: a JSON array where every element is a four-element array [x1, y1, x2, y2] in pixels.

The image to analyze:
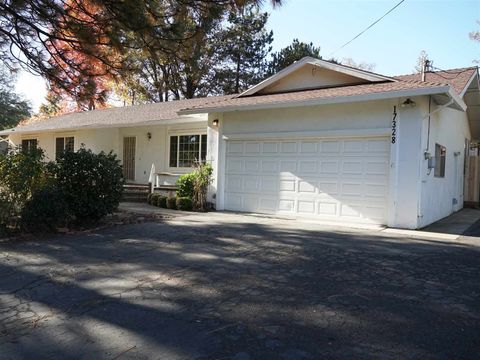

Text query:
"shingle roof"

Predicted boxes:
[[181, 67, 477, 114], [2, 95, 234, 134], [2, 67, 476, 136], [394, 67, 477, 96]]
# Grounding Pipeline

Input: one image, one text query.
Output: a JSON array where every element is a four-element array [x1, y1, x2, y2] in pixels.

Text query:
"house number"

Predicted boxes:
[[391, 106, 397, 144]]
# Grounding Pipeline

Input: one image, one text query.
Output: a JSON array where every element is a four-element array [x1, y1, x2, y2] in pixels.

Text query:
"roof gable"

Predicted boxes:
[[239, 57, 395, 97]]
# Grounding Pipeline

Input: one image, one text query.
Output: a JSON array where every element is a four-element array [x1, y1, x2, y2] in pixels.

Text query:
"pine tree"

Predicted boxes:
[[265, 39, 321, 77], [212, 5, 273, 94]]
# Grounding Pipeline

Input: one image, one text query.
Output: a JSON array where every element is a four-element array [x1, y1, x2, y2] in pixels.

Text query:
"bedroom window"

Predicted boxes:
[[56, 136, 75, 159], [21, 139, 38, 152], [169, 134, 207, 168], [434, 143, 446, 178]]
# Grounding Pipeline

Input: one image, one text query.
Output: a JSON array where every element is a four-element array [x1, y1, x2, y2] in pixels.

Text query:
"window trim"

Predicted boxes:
[[168, 132, 207, 169], [434, 143, 446, 178], [55, 136, 75, 160], [21, 138, 38, 152]]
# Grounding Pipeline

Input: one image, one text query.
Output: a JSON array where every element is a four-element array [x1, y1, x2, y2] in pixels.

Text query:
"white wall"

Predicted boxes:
[[417, 100, 471, 228], [209, 100, 399, 216], [8, 121, 208, 185]]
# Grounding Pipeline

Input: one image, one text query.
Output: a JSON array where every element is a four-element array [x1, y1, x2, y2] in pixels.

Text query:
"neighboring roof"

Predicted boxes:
[[0, 96, 234, 135], [394, 67, 478, 97], [239, 56, 396, 97]]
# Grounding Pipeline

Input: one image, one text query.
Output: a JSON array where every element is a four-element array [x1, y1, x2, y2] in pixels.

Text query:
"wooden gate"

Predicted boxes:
[[123, 137, 136, 181]]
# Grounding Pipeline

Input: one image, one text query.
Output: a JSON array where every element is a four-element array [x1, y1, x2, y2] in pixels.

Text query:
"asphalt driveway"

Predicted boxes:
[[0, 213, 479, 359]]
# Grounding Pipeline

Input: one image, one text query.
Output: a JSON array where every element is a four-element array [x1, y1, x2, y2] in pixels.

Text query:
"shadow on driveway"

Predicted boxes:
[[0, 216, 479, 359]]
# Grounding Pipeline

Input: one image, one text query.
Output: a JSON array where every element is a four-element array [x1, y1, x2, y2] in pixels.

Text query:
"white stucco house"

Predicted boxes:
[[1, 57, 479, 229]]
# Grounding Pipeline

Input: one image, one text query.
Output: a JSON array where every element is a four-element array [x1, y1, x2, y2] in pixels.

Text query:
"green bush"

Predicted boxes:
[[166, 196, 176, 209], [176, 197, 192, 211], [21, 187, 70, 232], [149, 193, 161, 206], [55, 147, 124, 222], [0, 147, 53, 230], [192, 163, 213, 211], [157, 195, 167, 208], [176, 173, 195, 198], [147, 193, 154, 205]]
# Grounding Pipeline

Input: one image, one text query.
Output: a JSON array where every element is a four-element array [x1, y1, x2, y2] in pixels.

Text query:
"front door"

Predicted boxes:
[[123, 137, 136, 181]]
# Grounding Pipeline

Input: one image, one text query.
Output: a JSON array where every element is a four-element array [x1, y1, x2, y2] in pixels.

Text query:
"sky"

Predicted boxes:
[[14, 0, 480, 112]]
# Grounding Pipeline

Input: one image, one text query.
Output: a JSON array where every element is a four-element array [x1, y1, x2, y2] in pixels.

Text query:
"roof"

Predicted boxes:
[[181, 73, 471, 114], [394, 67, 478, 96], [239, 57, 396, 97], [0, 96, 234, 135], [1, 65, 476, 136]]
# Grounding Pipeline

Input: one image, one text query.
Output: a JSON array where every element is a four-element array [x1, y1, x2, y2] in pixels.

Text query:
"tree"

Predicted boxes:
[[0, 68, 31, 129], [0, 0, 282, 101], [213, 5, 273, 94], [341, 58, 376, 72], [266, 39, 321, 77]]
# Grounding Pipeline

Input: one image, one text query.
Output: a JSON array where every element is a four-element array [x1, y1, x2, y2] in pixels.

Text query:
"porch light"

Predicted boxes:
[[212, 119, 219, 127], [147, 132, 152, 140], [401, 98, 416, 108]]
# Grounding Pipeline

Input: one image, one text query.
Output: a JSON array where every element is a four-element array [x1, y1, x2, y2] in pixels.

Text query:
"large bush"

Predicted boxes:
[[21, 186, 70, 232], [0, 147, 53, 230], [176, 173, 196, 198], [55, 148, 124, 221], [192, 163, 213, 211]]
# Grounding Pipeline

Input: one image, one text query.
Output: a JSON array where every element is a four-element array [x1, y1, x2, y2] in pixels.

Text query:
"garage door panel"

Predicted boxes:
[[262, 142, 278, 153], [226, 176, 243, 192], [245, 159, 260, 172], [224, 137, 390, 225], [259, 160, 277, 173], [227, 141, 244, 154], [298, 180, 317, 193], [280, 160, 297, 172], [300, 141, 317, 153], [281, 142, 298, 153], [227, 159, 243, 173], [299, 160, 317, 173], [245, 142, 261, 154]]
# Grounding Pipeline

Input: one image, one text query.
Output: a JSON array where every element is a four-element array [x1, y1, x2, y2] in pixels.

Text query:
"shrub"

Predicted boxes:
[[147, 193, 154, 205], [21, 187, 70, 232], [0, 147, 53, 230], [176, 173, 195, 198], [176, 197, 192, 211], [192, 163, 213, 211], [166, 196, 176, 209], [150, 193, 161, 206], [55, 147, 124, 222], [157, 195, 167, 208]]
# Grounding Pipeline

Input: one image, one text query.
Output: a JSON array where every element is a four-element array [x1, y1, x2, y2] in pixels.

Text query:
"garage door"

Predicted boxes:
[[224, 137, 390, 225]]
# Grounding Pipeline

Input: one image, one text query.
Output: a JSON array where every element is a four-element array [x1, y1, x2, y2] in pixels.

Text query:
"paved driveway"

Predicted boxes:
[[0, 213, 479, 360]]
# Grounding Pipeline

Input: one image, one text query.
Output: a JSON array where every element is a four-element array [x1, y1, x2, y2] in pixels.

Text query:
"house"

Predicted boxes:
[[1, 57, 479, 229]]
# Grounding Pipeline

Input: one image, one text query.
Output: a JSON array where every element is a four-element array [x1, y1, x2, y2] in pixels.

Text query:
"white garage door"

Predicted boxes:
[[224, 137, 390, 225]]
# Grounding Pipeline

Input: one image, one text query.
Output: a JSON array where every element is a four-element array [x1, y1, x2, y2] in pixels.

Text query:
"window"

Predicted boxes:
[[435, 143, 446, 178], [56, 136, 75, 159], [21, 139, 37, 152], [169, 134, 207, 168]]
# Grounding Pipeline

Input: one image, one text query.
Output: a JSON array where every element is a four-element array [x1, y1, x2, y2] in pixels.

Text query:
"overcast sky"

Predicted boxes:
[[14, 0, 480, 112]]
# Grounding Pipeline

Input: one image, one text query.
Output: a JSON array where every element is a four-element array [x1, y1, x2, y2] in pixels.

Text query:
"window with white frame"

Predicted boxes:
[[169, 134, 207, 168], [434, 143, 446, 178], [21, 138, 38, 152], [55, 136, 75, 159]]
